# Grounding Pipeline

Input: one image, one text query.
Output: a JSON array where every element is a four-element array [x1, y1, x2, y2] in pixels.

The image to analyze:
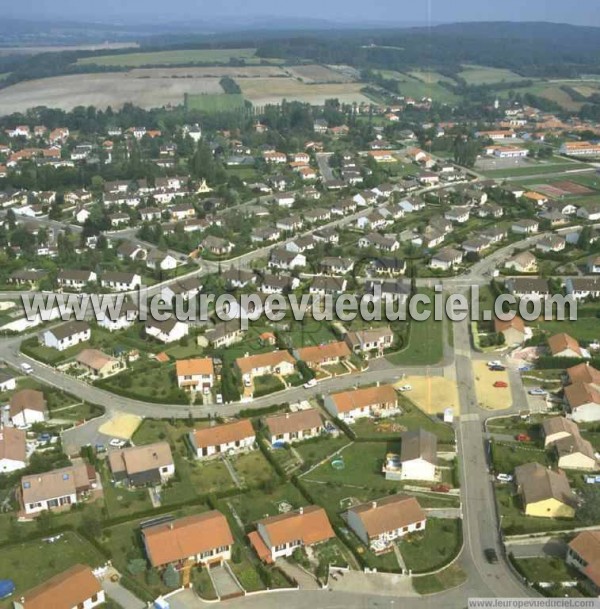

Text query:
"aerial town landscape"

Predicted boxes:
[[2, 3, 600, 609]]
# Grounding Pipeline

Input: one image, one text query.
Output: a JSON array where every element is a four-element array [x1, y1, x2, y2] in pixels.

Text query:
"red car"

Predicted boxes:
[[493, 381, 508, 388], [431, 484, 451, 493], [515, 433, 531, 442]]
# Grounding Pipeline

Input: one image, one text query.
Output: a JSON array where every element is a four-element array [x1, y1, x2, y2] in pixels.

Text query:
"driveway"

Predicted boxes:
[[101, 578, 145, 609], [210, 563, 244, 598]]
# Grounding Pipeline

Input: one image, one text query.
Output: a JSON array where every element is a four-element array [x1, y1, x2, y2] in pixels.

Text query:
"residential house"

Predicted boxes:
[[445, 206, 470, 224], [145, 318, 189, 344], [344, 327, 394, 357], [10, 389, 47, 427], [273, 192, 296, 208], [494, 316, 527, 345], [309, 276, 347, 296], [276, 215, 304, 233], [0, 427, 26, 473], [206, 321, 245, 349], [76, 349, 122, 378], [398, 429, 438, 482], [13, 564, 105, 609], [264, 408, 324, 445], [251, 226, 281, 244], [42, 321, 90, 351], [548, 333, 585, 358], [9, 269, 47, 287], [57, 269, 97, 291], [201, 236, 234, 256], [146, 250, 178, 272], [189, 420, 255, 459], [176, 358, 214, 391], [536, 235, 566, 253], [566, 277, 600, 301], [117, 242, 147, 262], [321, 257, 354, 275], [0, 368, 16, 392], [505, 277, 550, 299], [20, 461, 100, 516], [268, 249, 306, 270], [108, 442, 175, 486], [567, 531, 600, 593], [578, 205, 600, 222], [161, 277, 202, 302], [324, 384, 399, 422], [511, 219, 539, 235], [370, 257, 406, 277], [514, 462, 577, 518], [100, 271, 141, 292], [143, 512, 234, 569], [505, 252, 537, 273], [429, 247, 464, 271], [553, 433, 597, 471], [364, 279, 411, 304], [358, 233, 400, 252], [235, 351, 296, 384], [565, 383, 600, 422], [249, 506, 334, 563], [542, 417, 581, 448], [294, 341, 351, 370], [567, 363, 600, 389], [260, 274, 300, 294], [98, 300, 138, 332], [346, 494, 426, 553]]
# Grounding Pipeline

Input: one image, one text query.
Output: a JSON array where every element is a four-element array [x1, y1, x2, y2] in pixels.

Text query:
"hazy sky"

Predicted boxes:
[[4, 0, 600, 26]]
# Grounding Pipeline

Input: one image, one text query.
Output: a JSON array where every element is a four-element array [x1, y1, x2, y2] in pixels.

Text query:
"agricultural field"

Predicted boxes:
[[407, 70, 457, 85], [0, 71, 225, 114], [237, 77, 372, 105], [458, 64, 527, 85], [496, 79, 600, 111], [286, 64, 355, 83], [375, 70, 459, 103], [185, 93, 246, 113], [77, 48, 262, 67]]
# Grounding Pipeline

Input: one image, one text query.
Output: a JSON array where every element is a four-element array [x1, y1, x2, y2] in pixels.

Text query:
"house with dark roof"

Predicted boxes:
[[108, 442, 174, 487], [145, 318, 189, 344], [41, 321, 90, 351], [398, 429, 438, 482]]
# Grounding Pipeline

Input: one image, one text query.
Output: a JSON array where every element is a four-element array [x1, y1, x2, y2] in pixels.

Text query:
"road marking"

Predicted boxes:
[[460, 413, 480, 422]]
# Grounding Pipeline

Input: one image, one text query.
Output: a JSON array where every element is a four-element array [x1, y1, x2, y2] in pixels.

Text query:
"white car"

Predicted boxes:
[[216, 393, 223, 404], [244, 378, 252, 388], [203, 386, 211, 395], [496, 473, 514, 483], [303, 379, 317, 389], [109, 438, 126, 448], [528, 388, 548, 396], [487, 360, 502, 368], [20, 362, 33, 375], [398, 385, 412, 392]]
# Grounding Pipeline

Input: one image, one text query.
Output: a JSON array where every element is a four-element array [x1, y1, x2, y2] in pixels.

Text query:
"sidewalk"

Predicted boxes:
[[327, 569, 417, 597]]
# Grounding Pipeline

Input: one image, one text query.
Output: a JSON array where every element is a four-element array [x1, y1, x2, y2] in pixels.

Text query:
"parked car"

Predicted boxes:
[[203, 386, 210, 395], [487, 360, 502, 368], [484, 548, 499, 564], [303, 379, 317, 389], [496, 473, 513, 483], [244, 378, 252, 387], [515, 433, 531, 442], [528, 388, 547, 396], [216, 393, 223, 404], [431, 484, 451, 493], [493, 381, 508, 388], [109, 438, 126, 448], [489, 365, 506, 371], [519, 365, 532, 372], [398, 384, 412, 392]]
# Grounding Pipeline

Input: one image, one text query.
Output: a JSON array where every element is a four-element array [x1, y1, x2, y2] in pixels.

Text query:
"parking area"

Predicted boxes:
[[398, 376, 460, 415], [473, 361, 512, 410]]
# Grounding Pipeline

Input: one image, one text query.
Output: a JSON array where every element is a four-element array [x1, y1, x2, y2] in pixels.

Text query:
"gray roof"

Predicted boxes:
[[47, 320, 90, 341], [400, 429, 437, 465]]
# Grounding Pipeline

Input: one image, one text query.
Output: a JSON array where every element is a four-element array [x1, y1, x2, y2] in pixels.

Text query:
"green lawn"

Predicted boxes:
[[352, 399, 455, 444], [78, 48, 259, 66], [294, 436, 351, 469], [411, 563, 467, 594], [483, 162, 592, 178], [224, 483, 307, 528], [185, 93, 246, 113], [373, 70, 459, 103], [253, 374, 285, 396], [513, 556, 579, 584], [398, 519, 462, 573], [490, 442, 549, 474], [386, 313, 444, 366], [229, 451, 277, 488], [0, 532, 106, 608], [458, 64, 527, 85], [302, 441, 403, 491], [532, 317, 600, 342]]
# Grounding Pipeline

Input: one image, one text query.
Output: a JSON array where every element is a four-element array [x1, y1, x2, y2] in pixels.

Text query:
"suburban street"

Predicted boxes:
[[0, 205, 548, 607]]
